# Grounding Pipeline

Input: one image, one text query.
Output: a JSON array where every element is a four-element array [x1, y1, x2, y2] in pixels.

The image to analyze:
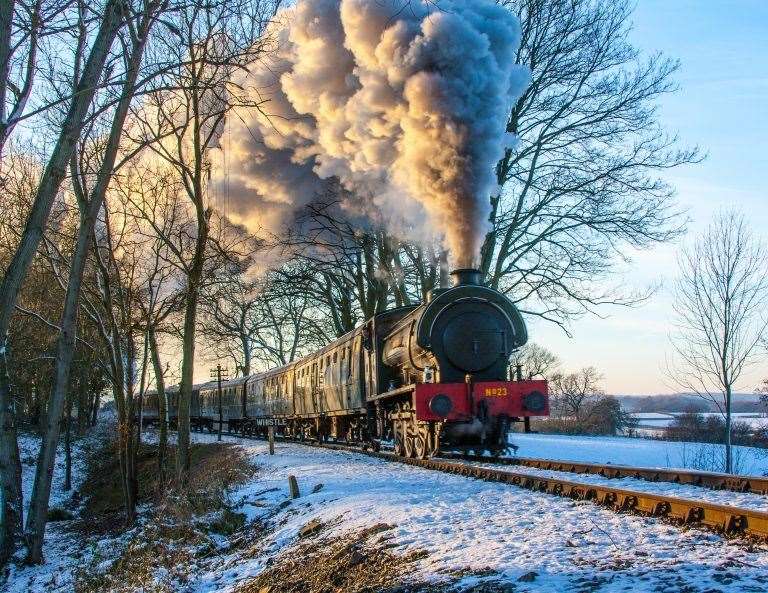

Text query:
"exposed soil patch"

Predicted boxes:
[[237, 523, 439, 593]]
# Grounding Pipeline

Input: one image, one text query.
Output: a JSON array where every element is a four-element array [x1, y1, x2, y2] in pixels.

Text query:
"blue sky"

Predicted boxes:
[[531, 0, 768, 394]]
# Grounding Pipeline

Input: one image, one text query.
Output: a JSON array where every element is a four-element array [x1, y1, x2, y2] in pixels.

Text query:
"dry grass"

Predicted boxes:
[[73, 440, 259, 593], [73, 522, 205, 593], [236, 524, 437, 593], [77, 441, 256, 534]]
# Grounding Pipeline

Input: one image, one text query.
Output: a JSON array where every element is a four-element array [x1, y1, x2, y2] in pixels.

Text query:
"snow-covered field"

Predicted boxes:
[[628, 412, 768, 437], [6, 429, 768, 592], [510, 432, 768, 475], [214, 436, 768, 592]]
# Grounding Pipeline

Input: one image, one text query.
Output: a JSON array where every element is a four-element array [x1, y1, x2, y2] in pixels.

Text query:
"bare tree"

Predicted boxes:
[[22, 0, 167, 563], [200, 275, 262, 376], [759, 379, 768, 418], [284, 195, 446, 341], [550, 366, 604, 418], [0, 0, 126, 563], [0, 0, 77, 156], [509, 342, 560, 380], [668, 210, 768, 473], [126, 0, 278, 483], [482, 0, 700, 327]]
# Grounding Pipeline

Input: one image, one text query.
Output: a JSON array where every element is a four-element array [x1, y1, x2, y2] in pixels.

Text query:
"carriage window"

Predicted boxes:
[[326, 355, 331, 366], [333, 352, 338, 363]]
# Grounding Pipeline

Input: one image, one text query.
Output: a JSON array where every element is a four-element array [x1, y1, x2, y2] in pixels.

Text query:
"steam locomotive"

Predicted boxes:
[[144, 269, 549, 457]]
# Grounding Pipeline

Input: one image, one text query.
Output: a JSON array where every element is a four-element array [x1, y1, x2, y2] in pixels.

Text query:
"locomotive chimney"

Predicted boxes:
[[450, 268, 483, 287]]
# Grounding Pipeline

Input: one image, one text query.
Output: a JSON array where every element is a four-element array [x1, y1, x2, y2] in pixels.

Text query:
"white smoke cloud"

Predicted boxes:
[[212, 0, 530, 267]]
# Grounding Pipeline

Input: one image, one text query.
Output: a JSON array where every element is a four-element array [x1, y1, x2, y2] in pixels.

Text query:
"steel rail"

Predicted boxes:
[[440, 453, 768, 495]]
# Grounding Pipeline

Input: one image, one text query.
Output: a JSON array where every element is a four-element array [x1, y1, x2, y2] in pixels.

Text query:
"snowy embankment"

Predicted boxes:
[[510, 432, 768, 475], [7, 428, 103, 592], [194, 433, 768, 593]]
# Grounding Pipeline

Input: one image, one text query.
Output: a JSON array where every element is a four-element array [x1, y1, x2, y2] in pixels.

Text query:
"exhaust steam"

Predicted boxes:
[[212, 0, 530, 268]]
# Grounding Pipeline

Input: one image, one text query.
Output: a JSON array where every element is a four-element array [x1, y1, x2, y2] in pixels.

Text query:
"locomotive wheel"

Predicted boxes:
[[392, 404, 406, 456], [393, 430, 405, 456], [403, 433, 415, 458], [408, 421, 430, 460], [414, 434, 427, 459]]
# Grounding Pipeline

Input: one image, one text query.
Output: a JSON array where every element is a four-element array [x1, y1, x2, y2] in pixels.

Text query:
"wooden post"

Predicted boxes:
[[288, 475, 300, 499], [268, 426, 275, 455]]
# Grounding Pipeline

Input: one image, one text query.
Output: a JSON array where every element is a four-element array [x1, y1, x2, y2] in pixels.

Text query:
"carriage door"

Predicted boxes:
[[362, 322, 375, 400], [311, 362, 319, 414], [343, 345, 353, 408]]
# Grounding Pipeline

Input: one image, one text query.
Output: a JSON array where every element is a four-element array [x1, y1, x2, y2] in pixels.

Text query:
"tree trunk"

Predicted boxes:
[[176, 185, 209, 484], [148, 327, 167, 487], [136, 331, 149, 447], [241, 336, 251, 377], [76, 369, 88, 436], [0, 0, 124, 563], [0, 0, 16, 156], [64, 396, 72, 492], [24, 7, 152, 558], [90, 391, 100, 427], [725, 386, 733, 474], [0, 360, 22, 566], [177, 277, 201, 484], [25, 186, 111, 563], [37, 392, 46, 436], [116, 409, 137, 526]]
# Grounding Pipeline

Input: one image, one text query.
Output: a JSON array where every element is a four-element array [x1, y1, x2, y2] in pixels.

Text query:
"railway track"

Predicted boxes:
[[205, 429, 768, 542], [442, 452, 768, 495], [338, 445, 768, 542]]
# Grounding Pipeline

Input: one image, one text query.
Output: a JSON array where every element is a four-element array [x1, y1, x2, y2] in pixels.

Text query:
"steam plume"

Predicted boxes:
[[213, 0, 530, 267]]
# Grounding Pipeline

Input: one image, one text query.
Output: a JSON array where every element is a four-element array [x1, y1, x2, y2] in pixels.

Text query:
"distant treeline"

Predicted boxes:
[[664, 413, 768, 450], [619, 394, 765, 414]]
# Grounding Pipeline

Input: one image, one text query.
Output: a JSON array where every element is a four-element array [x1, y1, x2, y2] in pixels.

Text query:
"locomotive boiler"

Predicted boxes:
[[144, 269, 548, 458], [377, 269, 548, 456]]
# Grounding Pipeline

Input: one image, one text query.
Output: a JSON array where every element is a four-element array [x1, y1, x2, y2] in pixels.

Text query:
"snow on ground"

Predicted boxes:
[[627, 413, 768, 437], [6, 428, 768, 592], [510, 432, 768, 475], [185, 433, 768, 593], [7, 427, 105, 592], [17, 429, 95, 508]]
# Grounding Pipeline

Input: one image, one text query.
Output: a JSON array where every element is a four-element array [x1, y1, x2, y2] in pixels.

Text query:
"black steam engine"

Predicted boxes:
[[145, 269, 548, 457]]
